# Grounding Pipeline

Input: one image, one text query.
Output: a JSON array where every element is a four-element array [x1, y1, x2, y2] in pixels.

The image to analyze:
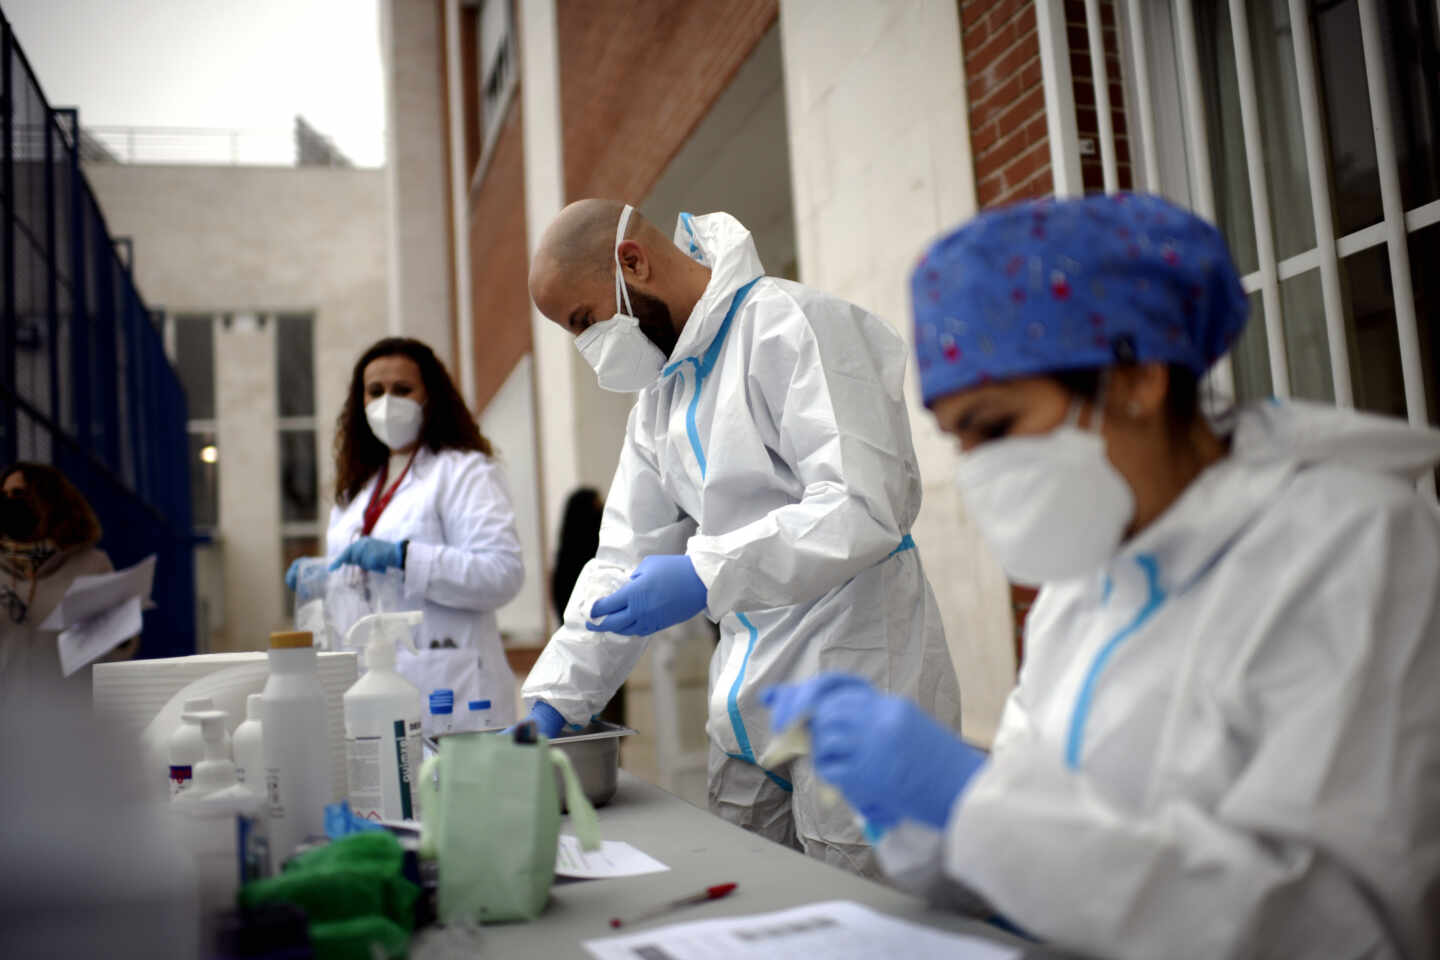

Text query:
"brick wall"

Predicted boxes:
[[457, 0, 776, 413], [557, 0, 778, 201], [962, 0, 1134, 209], [464, 105, 532, 415], [960, 0, 1133, 664], [964, 0, 1051, 208]]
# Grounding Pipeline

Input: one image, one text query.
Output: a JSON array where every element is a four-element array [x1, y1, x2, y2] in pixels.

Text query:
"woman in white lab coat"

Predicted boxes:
[[766, 196, 1440, 958], [301, 337, 524, 731]]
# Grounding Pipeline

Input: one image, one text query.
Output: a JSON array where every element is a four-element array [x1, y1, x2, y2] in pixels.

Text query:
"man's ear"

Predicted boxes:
[[616, 239, 653, 283]]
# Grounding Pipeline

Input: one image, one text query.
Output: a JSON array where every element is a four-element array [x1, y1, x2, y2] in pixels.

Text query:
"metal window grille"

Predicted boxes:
[[1039, 0, 1440, 501], [1, 13, 197, 655]]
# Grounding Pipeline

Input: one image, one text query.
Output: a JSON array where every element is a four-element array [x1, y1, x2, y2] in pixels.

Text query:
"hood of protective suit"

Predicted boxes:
[[668, 212, 765, 361], [1232, 399, 1440, 485]]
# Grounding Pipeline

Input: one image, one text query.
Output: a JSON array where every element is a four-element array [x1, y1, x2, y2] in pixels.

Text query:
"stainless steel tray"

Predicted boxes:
[[420, 721, 635, 810], [551, 720, 635, 809]]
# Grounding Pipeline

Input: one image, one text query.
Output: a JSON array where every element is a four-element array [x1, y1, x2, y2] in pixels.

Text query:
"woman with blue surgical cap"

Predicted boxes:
[[766, 195, 1440, 959]]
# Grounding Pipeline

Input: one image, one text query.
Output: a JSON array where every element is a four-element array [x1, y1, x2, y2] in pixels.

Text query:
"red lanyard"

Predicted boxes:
[[361, 453, 416, 536]]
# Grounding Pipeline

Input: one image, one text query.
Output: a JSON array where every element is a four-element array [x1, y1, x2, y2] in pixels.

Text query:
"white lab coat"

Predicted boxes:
[[327, 446, 524, 732], [878, 401, 1440, 959], [523, 212, 961, 865]]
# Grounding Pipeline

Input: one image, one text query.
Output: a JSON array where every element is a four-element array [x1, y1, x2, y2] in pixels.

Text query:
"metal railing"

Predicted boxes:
[[1, 12, 197, 656], [81, 120, 380, 168]]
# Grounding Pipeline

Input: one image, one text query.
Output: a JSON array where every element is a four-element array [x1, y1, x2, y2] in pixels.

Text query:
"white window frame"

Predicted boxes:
[[470, 0, 518, 192]]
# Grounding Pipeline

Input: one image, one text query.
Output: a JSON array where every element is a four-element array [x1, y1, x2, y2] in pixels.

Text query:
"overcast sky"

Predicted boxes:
[[4, 0, 386, 166]]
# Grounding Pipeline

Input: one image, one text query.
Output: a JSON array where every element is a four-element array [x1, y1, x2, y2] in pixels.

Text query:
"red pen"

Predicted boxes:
[[609, 882, 738, 929]]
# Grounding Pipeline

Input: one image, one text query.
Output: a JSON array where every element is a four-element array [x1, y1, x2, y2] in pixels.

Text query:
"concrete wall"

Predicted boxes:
[[642, 27, 796, 278], [779, 0, 1015, 742], [478, 355, 548, 645], [87, 164, 389, 650], [382, 0, 456, 367]]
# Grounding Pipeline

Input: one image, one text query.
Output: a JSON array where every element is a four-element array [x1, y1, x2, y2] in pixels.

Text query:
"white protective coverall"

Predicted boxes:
[[327, 446, 524, 732], [878, 400, 1440, 959], [523, 213, 962, 874]]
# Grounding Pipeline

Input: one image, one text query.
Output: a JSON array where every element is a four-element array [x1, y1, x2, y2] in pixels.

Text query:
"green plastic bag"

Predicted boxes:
[[239, 831, 419, 960], [417, 732, 600, 924]]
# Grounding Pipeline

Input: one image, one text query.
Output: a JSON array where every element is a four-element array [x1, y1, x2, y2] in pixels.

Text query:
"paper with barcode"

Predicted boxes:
[[556, 835, 670, 879], [583, 900, 1021, 960]]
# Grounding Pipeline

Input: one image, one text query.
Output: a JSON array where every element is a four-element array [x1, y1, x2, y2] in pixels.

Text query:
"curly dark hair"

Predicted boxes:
[[1, 462, 103, 549], [334, 337, 494, 505]]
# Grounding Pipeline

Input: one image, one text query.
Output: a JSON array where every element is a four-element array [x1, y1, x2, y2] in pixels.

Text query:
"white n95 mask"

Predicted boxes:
[[574, 204, 667, 393], [955, 406, 1135, 586], [365, 394, 424, 451]]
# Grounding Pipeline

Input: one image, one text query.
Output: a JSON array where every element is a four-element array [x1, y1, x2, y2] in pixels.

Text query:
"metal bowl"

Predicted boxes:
[[550, 721, 635, 809]]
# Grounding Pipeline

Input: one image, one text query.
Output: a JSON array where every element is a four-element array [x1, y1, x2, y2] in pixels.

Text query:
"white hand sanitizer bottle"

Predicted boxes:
[[169, 696, 231, 799], [342, 611, 425, 822], [261, 630, 329, 873], [173, 710, 267, 932]]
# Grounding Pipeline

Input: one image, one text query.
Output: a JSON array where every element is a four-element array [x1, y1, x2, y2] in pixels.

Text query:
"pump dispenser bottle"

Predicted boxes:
[[343, 611, 424, 821], [169, 696, 231, 799], [173, 710, 267, 927]]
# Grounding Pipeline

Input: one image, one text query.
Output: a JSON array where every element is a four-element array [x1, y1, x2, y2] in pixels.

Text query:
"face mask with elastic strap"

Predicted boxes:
[[955, 381, 1136, 586], [574, 204, 667, 393]]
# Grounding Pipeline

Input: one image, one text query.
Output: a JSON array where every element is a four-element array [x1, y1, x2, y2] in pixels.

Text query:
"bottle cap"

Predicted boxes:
[[428, 689, 454, 715], [467, 699, 492, 711], [183, 696, 214, 714], [269, 630, 315, 649]]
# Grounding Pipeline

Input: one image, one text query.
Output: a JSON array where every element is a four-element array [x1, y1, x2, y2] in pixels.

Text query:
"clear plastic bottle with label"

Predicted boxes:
[[343, 611, 424, 822]]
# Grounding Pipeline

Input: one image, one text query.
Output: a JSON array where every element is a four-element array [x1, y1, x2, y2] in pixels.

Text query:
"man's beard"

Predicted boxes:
[[626, 284, 678, 359]]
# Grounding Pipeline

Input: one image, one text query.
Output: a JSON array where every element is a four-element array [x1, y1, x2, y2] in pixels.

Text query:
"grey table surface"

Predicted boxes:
[[414, 770, 1059, 959]]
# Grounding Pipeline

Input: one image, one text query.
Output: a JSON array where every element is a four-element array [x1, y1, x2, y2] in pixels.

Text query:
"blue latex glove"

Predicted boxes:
[[503, 700, 566, 738], [329, 537, 404, 574], [763, 674, 985, 830], [284, 557, 305, 592], [586, 554, 708, 636], [762, 674, 872, 734]]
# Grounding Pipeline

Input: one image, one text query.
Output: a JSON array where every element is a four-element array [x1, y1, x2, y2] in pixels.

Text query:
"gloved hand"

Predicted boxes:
[[763, 673, 871, 734], [330, 537, 404, 574], [285, 557, 305, 592], [504, 700, 566, 739], [763, 674, 985, 830], [586, 554, 708, 636]]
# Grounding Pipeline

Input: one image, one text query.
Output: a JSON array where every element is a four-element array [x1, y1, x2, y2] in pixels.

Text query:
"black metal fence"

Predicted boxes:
[[1, 11, 195, 657]]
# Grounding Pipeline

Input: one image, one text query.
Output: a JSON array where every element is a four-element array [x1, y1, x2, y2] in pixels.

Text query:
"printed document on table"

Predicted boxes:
[[556, 835, 670, 879], [582, 900, 1021, 960], [58, 595, 142, 677], [39, 554, 155, 630]]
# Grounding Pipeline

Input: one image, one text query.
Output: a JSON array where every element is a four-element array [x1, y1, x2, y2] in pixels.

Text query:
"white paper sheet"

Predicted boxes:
[[39, 554, 155, 631], [583, 900, 1021, 960], [58, 595, 143, 677], [556, 835, 670, 879]]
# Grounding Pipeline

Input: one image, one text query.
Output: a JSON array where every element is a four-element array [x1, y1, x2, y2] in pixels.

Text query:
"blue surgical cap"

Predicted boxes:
[[911, 193, 1247, 406]]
